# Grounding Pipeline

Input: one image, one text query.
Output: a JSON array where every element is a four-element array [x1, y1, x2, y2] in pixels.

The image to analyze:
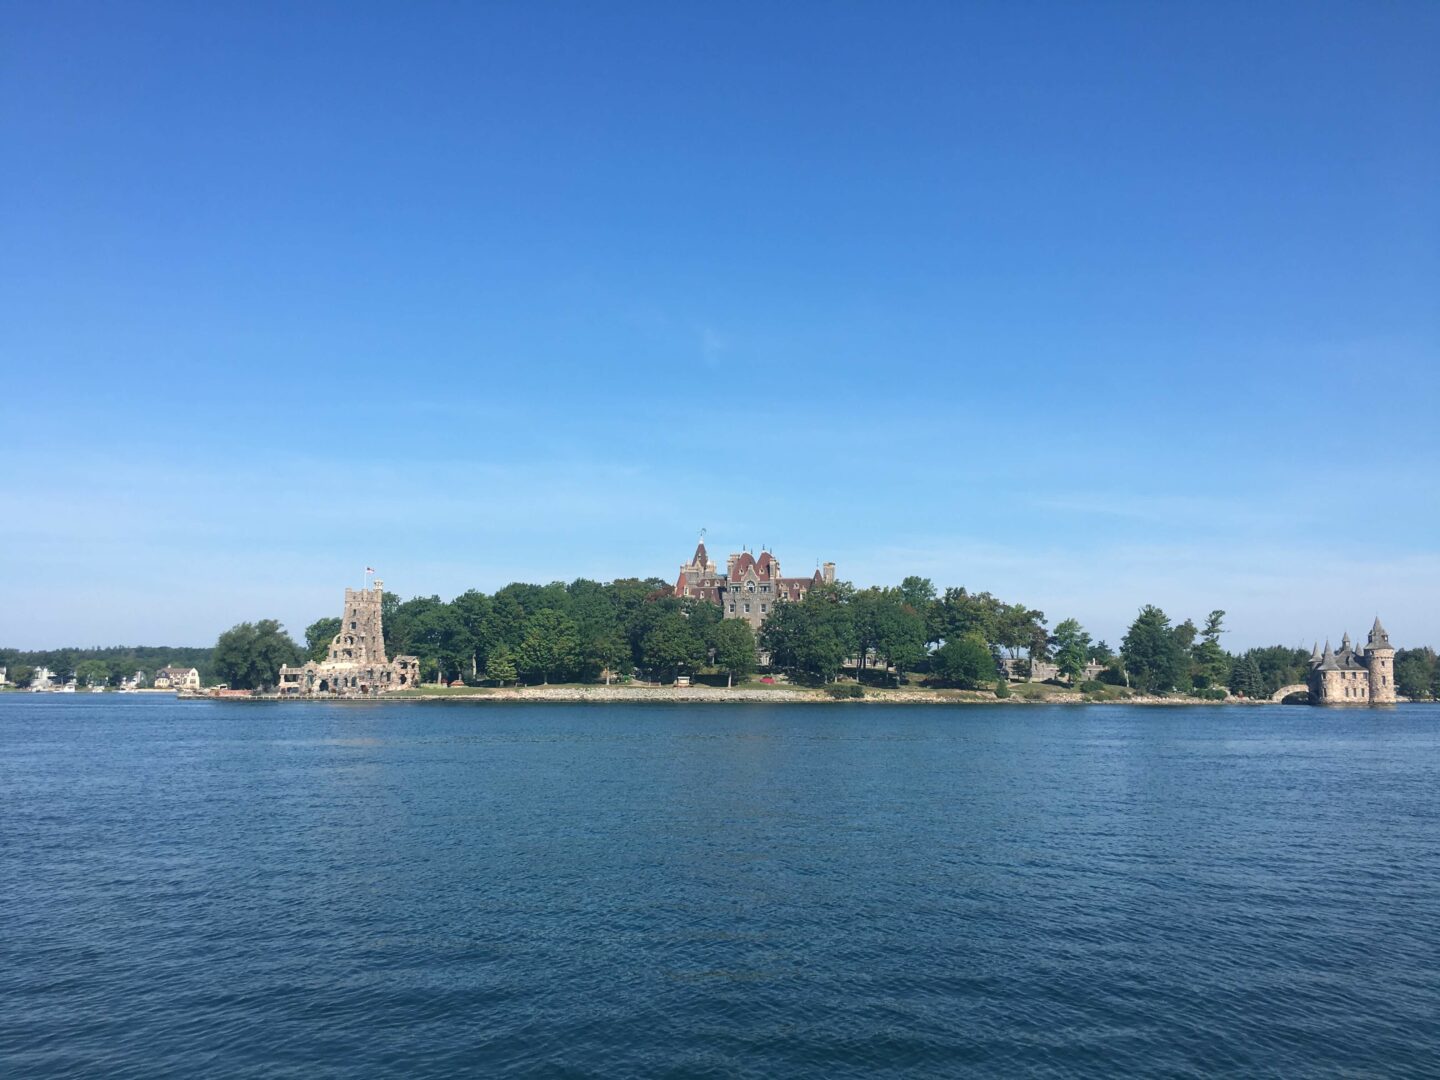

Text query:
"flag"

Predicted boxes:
[[365, 566, 376, 574]]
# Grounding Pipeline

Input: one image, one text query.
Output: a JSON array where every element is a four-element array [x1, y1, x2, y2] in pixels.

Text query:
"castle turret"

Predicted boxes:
[[1309, 642, 1322, 667], [1313, 640, 1341, 704], [1366, 616, 1396, 704]]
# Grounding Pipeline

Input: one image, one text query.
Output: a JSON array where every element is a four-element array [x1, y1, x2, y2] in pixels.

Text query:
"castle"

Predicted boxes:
[[276, 580, 420, 696], [1305, 617, 1396, 705], [675, 538, 835, 630]]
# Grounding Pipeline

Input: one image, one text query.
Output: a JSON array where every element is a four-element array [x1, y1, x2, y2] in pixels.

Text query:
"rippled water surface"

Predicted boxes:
[[3, 697, 1439, 1077]]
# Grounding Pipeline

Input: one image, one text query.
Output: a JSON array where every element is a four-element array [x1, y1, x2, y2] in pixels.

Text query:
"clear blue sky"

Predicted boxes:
[[3, 1, 1437, 650]]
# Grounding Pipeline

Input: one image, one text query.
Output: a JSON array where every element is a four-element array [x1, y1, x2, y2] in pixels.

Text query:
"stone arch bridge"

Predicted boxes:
[[1270, 683, 1312, 703]]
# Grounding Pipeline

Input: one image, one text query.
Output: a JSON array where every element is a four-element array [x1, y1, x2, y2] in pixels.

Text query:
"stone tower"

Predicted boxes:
[[1366, 616, 1396, 704], [331, 581, 390, 665], [276, 579, 419, 696]]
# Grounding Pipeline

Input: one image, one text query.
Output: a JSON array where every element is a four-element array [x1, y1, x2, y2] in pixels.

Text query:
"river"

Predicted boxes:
[[3, 696, 1438, 1077]]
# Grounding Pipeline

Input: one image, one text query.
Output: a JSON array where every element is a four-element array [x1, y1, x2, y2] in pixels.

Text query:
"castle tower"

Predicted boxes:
[[275, 578, 418, 696], [1314, 639, 1341, 703], [1366, 616, 1396, 704], [331, 582, 389, 665]]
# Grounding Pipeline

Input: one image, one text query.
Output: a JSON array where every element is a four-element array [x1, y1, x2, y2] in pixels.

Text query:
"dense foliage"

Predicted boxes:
[[212, 620, 304, 690], [7, 575, 1433, 701], [1394, 648, 1440, 700]]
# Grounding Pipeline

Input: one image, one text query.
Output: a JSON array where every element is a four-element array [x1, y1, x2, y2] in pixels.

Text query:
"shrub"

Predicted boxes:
[[932, 633, 997, 689], [994, 678, 1010, 699], [1193, 687, 1228, 701], [1078, 680, 1106, 694], [824, 683, 864, 699]]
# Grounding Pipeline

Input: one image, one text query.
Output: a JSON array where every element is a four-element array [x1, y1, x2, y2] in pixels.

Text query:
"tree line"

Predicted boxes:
[[8, 578, 1435, 701], [0, 645, 216, 689], [192, 578, 1366, 697]]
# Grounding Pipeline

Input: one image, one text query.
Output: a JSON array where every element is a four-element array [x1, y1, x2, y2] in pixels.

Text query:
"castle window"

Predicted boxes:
[[744, 603, 751, 613], [729, 603, 735, 612], [761, 604, 767, 612]]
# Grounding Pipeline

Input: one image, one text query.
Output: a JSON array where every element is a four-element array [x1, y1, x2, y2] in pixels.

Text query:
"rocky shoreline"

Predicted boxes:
[[199, 685, 1293, 705]]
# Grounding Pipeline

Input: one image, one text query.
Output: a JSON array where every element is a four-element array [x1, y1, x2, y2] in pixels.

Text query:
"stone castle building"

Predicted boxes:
[[675, 538, 835, 630], [1305, 618, 1396, 705], [277, 580, 420, 696]]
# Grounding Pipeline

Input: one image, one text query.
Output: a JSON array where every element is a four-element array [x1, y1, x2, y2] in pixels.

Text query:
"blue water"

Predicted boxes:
[[3, 697, 1439, 1078]]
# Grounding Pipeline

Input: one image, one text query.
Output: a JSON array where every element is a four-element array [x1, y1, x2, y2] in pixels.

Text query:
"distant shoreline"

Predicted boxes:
[[175, 685, 1325, 706]]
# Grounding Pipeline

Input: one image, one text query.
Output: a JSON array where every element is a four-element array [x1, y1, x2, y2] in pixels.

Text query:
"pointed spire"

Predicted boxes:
[[1310, 641, 1322, 665], [1319, 639, 1339, 671], [1368, 616, 1392, 649], [1341, 631, 1351, 651]]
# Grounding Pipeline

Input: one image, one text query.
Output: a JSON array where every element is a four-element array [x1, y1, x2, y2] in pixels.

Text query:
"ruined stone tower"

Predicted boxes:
[[1365, 616, 1396, 704], [277, 579, 420, 696], [330, 581, 388, 665]]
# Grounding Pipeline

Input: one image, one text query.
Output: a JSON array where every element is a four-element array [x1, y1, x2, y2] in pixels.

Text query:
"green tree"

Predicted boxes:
[[1233, 645, 1311, 696], [566, 578, 624, 682], [639, 611, 704, 683], [485, 644, 517, 686], [48, 651, 76, 684], [760, 584, 856, 684], [9, 663, 35, 688], [932, 632, 996, 689], [304, 617, 342, 662], [75, 659, 111, 687], [1395, 648, 1436, 700], [898, 576, 937, 615], [1227, 655, 1265, 698], [213, 619, 303, 691], [405, 602, 474, 684], [1120, 605, 1189, 694], [850, 588, 887, 678], [483, 588, 529, 651], [380, 590, 402, 657], [994, 603, 1045, 661], [1052, 618, 1092, 683], [516, 609, 579, 684], [873, 589, 926, 682], [709, 618, 757, 687], [450, 589, 494, 677], [927, 587, 1004, 651], [1191, 609, 1229, 690], [592, 628, 633, 685]]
